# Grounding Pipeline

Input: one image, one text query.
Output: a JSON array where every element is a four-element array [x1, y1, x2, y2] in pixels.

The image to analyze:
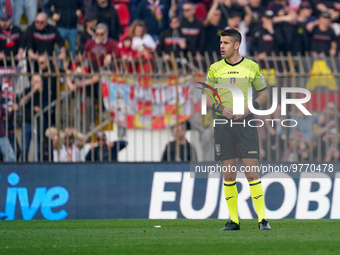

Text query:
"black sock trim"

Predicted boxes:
[[249, 181, 261, 186], [224, 182, 236, 186]]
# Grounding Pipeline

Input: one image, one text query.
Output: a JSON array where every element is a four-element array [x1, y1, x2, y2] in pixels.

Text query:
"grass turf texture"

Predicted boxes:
[[0, 219, 339, 255]]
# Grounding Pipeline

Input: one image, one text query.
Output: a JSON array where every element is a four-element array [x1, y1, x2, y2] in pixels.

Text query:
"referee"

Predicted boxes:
[[205, 28, 271, 231]]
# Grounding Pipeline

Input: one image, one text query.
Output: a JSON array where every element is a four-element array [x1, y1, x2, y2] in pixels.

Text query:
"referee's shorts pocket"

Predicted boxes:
[[214, 116, 238, 160]]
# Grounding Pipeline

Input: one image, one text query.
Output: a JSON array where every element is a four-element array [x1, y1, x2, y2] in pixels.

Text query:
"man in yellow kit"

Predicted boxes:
[[205, 28, 271, 230]]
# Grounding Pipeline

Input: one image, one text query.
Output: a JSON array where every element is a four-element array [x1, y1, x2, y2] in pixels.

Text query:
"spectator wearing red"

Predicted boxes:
[[0, 12, 24, 67], [118, 33, 138, 73], [84, 23, 120, 68], [119, 33, 137, 59], [306, 11, 337, 56], [25, 13, 65, 61]]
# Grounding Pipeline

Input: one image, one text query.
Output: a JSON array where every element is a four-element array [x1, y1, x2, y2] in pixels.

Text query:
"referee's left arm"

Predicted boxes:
[[234, 89, 269, 120], [234, 65, 269, 120], [252, 67, 269, 108], [254, 88, 269, 109]]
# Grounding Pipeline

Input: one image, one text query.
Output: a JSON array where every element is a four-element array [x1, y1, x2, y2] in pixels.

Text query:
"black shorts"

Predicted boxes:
[[214, 114, 259, 160]]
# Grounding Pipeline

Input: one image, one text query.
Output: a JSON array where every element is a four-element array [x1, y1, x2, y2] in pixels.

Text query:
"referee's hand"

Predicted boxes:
[[221, 107, 234, 119], [233, 107, 250, 120]]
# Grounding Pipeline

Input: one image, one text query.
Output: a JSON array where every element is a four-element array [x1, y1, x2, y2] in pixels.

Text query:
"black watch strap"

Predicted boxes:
[[212, 103, 224, 114]]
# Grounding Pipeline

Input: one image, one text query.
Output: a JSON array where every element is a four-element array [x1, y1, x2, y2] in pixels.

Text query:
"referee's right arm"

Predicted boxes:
[[204, 67, 234, 119], [204, 88, 234, 119]]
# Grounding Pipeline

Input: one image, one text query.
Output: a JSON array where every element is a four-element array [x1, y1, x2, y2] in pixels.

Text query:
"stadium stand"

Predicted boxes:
[[0, 0, 339, 163]]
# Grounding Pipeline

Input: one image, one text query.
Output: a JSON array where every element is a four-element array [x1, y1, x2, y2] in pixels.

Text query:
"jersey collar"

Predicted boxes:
[[224, 57, 244, 67]]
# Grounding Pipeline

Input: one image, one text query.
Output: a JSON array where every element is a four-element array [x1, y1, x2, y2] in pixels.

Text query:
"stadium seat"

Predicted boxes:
[[115, 4, 130, 28], [195, 3, 207, 21]]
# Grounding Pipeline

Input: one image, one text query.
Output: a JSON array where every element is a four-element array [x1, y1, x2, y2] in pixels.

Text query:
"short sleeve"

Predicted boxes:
[[206, 66, 217, 89], [252, 64, 267, 92]]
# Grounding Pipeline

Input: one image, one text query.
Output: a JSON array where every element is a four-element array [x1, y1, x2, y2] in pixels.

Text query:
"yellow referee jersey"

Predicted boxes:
[[205, 57, 267, 114]]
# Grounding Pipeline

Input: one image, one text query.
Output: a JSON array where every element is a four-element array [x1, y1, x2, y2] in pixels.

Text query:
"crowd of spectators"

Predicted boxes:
[[2, 0, 340, 66], [256, 103, 340, 162], [0, 0, 339, 162]]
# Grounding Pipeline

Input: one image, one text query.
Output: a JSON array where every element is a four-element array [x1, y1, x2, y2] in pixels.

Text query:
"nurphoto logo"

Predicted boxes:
[[197, 82, 312, 128]]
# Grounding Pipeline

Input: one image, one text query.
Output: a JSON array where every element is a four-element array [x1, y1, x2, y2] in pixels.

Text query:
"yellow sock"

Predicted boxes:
[[249, 179, 266, 222], [224, 180, 239, 224]]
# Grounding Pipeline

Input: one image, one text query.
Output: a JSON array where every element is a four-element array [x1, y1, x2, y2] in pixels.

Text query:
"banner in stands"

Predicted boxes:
[[0, 163, 339, 220], [101, 75, 200, 129]]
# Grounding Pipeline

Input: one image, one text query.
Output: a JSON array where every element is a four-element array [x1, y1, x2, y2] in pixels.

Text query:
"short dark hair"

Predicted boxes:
[[220, 28, 241, 44], [170, 16, 179, 23], [172, 122, 186, 132]]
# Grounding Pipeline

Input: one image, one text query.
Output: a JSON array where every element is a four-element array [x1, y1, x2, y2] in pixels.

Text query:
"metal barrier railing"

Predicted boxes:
[[0, 50, 338, 162]]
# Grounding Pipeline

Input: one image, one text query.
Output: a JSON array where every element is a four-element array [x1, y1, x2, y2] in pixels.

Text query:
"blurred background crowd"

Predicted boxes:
[[2, 0, 340, 63], [0, 0, 339, 163]]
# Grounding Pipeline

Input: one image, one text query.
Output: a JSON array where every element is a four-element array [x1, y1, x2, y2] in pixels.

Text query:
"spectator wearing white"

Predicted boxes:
[[129, 20, 156, 53], [52, 127, 85, 162]]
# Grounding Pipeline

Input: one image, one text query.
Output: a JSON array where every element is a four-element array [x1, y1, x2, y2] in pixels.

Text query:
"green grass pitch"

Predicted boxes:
[[0, 219, 339, 255]]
